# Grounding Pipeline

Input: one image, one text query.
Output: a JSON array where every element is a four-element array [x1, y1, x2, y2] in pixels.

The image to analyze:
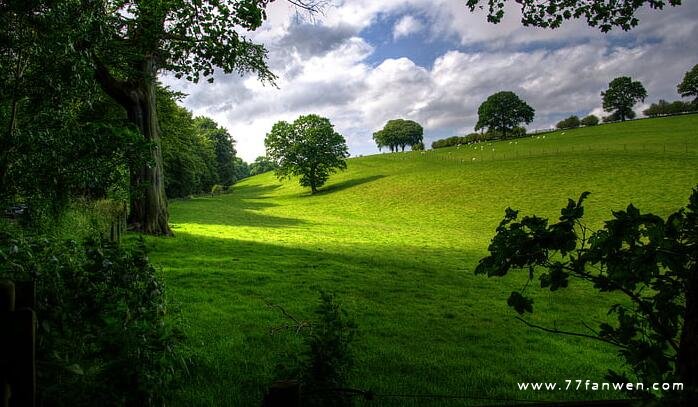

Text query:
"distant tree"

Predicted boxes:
[[233, 157, 250, 181], [580, 115, 600, 126], [556, 115, 580, 130], [602, 77, 647, 122], [476, 187, 698, 402], [372, 130, 390, 153], [643, 100, 696, 117], [475, 91, 535, 139], [678, 64, 698, 104], [465, 0, 682, 32], [249, 156, 277, 176], [374, 119, 424, 152], [194, 117, 238, 186], [265, 115, 349, 194]]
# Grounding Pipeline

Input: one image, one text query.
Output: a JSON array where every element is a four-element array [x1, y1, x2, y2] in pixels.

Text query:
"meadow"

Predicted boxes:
[[145, 115, 698, 406]]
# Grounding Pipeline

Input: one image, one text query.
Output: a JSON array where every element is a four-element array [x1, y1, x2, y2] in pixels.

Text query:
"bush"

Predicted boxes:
[[412, 141, 425, 151], [580, 115, 599, 126], [0, 232, 183, 406], [275, 291, 357, 406], [556, 115, 581, 129]]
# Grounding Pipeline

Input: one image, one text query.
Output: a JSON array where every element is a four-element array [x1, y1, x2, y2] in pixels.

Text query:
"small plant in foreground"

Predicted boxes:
[[271, 291, 358, 406]]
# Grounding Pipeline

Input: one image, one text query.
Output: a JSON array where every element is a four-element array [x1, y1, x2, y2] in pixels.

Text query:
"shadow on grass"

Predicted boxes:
[[312, 175, 386, 196], [170, 184, 306, 229]]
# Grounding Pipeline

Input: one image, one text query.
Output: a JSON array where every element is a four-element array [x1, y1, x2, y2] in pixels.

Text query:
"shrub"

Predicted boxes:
[[556, 115, 581, 129], [412, 141, 425, 151], [0, 232, 183, 406], [274, 291, 357, 406], [580, 115, 599, 126]]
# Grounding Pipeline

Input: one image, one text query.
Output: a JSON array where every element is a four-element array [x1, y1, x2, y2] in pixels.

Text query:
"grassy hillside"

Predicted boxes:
[[146, 115, 698, 406]]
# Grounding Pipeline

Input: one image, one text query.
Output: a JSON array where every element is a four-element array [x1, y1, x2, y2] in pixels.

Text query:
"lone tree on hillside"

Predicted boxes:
[[465, 0, 682, 32], [373, 119, 424, 152], [32, 0, 321, 235], [265, 115, 349, 194], [678, 64, 698, 104], [602, 77, 647, 122], [475, 91, 535, 139], [476, 186, 698, 403]]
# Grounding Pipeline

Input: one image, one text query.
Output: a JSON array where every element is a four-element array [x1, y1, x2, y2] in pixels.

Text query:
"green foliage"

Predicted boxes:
[[602, 76, 647, 122], [580, 115, 600, 126], [643, 99, 697, 117], [233, 157, 251, 181], [412, 141, 425, 151], [556, 115, 581, 130], [465, 0, 682, 31], [158, 87, 242, 198], [249, 156, 278, 176], [373, 119, 424, 152], [475, 91, 535, 138], [265, 114, 349, 194], [476, 187, 698, 400], [0, 232, 183, 406], [278, 292, 357, 407], [677, 64, 698, 103]]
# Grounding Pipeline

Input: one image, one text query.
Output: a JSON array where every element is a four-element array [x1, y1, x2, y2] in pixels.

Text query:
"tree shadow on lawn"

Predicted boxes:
[[171, 184, 307, 229], [310, 175, 386, 196]]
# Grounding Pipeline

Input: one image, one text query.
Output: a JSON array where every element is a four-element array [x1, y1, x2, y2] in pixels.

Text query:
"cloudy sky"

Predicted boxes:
[[162, 1, 698, 161]]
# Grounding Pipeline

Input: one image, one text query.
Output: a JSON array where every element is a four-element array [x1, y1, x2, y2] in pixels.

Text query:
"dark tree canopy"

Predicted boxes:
[[602, 76, 647, 122], [265, 114, 349, 194], [466, 0, 682, 32], [475, 91, 535, 138], [6, 0, 317, 235], [580, 114, 600, 126], [677, 64, 698, 103], [476, 187, 698, 402], [373, 119, 424, 152]]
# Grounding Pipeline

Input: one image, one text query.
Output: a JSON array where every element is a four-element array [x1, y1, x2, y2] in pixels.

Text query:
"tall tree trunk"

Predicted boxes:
[[124, 80, 172, 235], [94, 57, 172, 235]]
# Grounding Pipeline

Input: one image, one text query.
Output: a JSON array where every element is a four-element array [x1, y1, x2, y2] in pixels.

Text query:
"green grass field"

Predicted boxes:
[[145, 115, 698, 406]]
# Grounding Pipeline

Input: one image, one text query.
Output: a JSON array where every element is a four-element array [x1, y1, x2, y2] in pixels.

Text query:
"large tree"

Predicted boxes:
[[602, 76, 647, 122], [475, 91, 534, 139], [265, 114, 348, 194], [678, 64, 698, 104], [27, 0, 319, 235], [465, 0, 682, 32]]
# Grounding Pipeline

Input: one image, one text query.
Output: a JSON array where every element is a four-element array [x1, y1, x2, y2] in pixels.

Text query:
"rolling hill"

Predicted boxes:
[[146, 114, 698, 406]]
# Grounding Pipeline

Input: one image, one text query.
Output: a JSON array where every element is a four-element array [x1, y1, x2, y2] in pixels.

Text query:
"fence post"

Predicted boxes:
[[0, 280, 36, 407]]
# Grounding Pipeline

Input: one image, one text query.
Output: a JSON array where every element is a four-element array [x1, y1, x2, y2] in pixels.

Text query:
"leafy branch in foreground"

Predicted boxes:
[[475, 186, 698, 401], [465, 0, 682, 32]]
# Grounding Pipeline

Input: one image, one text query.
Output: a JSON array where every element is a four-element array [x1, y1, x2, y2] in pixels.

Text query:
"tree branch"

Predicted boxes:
[[515, 316, 628, 349]]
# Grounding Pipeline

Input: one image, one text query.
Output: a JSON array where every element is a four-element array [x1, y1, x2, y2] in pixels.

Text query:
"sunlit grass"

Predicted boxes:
[[144, 114, 698, 406]]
